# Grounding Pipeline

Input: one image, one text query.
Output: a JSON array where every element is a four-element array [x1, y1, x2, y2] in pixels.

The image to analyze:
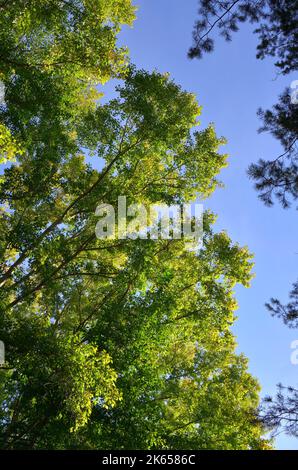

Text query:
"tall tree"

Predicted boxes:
[[0, 1, 270, 449], [0, 62, 270, 448]]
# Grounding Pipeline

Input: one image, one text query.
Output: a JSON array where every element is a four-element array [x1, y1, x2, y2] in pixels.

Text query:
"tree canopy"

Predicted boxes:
[[0, 0, 271, 449]]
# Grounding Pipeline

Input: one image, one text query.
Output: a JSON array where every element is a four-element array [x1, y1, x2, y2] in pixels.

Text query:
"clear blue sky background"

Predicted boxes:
[[104, 0, 298, 450]]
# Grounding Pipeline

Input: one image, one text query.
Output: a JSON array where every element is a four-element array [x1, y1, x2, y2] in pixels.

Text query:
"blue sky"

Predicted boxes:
[[108, 0, 298, 449]]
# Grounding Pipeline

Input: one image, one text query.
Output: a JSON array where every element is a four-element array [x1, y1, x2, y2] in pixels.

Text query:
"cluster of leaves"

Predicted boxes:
[[262, 280, 298, 439], [262, 385, 298, 438], [248, 89, 298, 208], [0, 122, 22, 164], [189, 0, 298, 75], [0, 0, 136, 81], [266, 280, 298, 329], [0, 1, 270, 449]]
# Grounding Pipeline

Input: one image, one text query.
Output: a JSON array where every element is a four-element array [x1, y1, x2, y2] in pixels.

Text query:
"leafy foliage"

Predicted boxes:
[[189, 0, 298, 75], [266, 281, 298, 328], [0, 1, 270, 449], [0, 0, 136, 81], [248, 89, 298, 208], [262, 385, 298, 438]]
